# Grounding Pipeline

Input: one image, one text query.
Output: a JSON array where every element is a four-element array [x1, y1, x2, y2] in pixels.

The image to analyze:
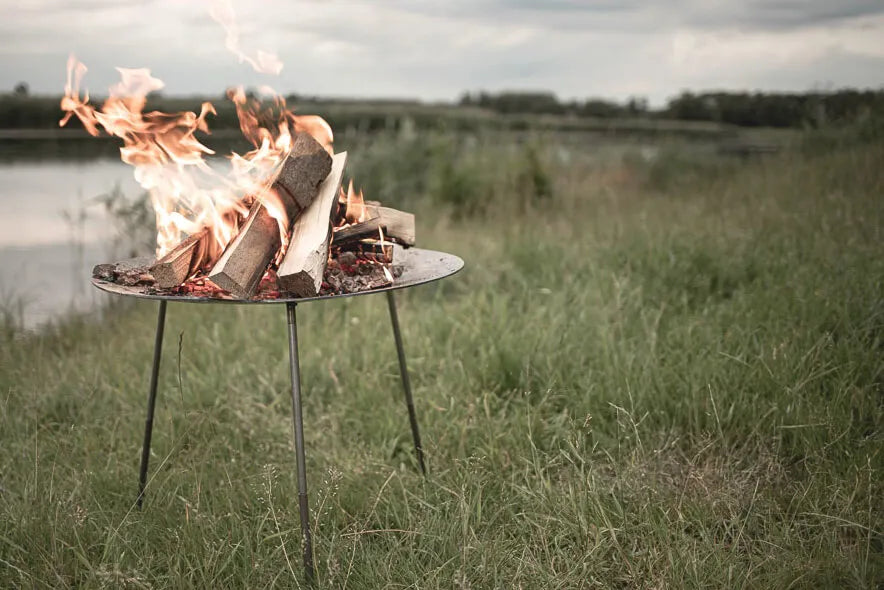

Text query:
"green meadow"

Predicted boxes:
[[1, 127, 882, 588]]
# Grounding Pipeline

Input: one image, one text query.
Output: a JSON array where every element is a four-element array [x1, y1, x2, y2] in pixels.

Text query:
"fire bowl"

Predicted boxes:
[[91, 246, 463, 304]]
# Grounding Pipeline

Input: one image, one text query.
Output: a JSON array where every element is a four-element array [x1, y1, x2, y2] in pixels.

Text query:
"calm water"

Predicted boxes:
[[0, 159, 142, 329]]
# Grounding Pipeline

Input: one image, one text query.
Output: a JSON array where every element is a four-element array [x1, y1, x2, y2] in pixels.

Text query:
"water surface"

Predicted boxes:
[[0, 159, 140, 328]]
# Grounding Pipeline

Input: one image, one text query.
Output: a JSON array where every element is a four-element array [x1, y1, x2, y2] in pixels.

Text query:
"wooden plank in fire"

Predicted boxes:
[[277, 152, 348, 297], [331, 205, 415, 247]]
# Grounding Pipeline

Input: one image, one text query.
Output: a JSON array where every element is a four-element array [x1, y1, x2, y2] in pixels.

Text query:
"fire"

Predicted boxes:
[[59, 56, 333, 263], [339, 179, 367, 225]]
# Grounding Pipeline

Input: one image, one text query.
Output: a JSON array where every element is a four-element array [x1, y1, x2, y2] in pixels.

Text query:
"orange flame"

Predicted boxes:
[[60, 56, 333, 263], [260, 186, 292, 264], [339, 179, 366, 225]]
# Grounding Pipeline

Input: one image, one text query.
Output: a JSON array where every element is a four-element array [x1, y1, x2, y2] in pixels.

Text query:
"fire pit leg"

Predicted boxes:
[[137, 300, 167, 509], [386, 291, 427, 475], [286, 302, 315, 582]]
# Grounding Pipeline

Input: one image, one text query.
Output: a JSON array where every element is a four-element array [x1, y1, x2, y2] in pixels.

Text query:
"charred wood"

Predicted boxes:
[[92, 256, 155, 286]]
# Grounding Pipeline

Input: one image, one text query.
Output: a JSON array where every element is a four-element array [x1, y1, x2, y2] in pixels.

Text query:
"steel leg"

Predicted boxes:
[[286, 303, 315, 581], [137, 300, 167, 509], [386, 291, 427, 475]]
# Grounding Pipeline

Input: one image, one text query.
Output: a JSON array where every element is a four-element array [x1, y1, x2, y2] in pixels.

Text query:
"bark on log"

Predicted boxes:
[[149, 228, 209, 288], [278, 152, 348, 297], [331, 206, 415, 247], [274, 132, 333, 209], [208, 188, 298, 299]]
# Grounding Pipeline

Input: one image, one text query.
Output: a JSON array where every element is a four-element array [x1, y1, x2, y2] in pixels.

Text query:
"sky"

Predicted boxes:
[[1, 0, 882, 106]]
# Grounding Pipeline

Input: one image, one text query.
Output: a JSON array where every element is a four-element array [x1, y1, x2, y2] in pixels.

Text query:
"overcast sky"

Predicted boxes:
[[1, 0, 882, 105]]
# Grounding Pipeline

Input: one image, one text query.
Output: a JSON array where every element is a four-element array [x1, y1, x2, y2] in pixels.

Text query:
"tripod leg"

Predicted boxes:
[[386, 291, 427, 475], [286, 302, 315, 581], [137, 300, 167, 509]]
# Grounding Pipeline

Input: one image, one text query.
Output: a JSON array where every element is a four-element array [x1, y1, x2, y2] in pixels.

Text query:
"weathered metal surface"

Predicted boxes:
[[91, 246, 464, 304]]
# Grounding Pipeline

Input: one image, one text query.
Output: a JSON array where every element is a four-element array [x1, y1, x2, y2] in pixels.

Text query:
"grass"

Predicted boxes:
[[0, 135, 882, 588]]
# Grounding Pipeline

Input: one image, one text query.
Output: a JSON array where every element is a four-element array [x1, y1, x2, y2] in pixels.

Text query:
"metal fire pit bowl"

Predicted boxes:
[[92, 246, 463, 582], [92, 246, 463, 304]]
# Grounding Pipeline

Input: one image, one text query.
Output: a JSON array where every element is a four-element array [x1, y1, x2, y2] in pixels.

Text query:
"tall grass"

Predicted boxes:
[[0, 134, 881, 588]]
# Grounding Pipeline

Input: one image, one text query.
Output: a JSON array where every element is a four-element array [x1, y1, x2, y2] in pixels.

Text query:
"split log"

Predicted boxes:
[[149, 228, 209, 288], [274, 132, 333, 209], [278, 152, 348, 296], [331, 205, 415, 247], [207, 190, 294, 299], [92, 256, 155, 286]]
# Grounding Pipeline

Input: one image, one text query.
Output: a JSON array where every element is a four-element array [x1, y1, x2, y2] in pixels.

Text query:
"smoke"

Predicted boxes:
[[208, 0, 284, 75]]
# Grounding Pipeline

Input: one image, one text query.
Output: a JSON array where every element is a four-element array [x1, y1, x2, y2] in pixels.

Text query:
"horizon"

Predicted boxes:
[[6, 85, 884, 108]]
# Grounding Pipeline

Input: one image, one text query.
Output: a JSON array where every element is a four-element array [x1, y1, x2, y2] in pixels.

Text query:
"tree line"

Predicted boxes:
[[460, 89, 884, 128], [2, 81, 882, 130]]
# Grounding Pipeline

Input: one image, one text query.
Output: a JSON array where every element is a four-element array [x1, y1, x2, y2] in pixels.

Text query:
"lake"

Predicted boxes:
[[0, 159, 142, 329]]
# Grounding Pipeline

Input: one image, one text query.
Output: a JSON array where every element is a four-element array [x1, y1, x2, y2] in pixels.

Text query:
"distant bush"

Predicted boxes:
[[518, 144, 553, 203], [799, 113, 884, 156], [665, 89, 884, 128], [623, 145, 738, 193]]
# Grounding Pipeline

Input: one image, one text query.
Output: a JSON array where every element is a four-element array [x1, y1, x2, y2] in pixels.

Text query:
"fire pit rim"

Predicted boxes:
[[91, 246, 464, 304]]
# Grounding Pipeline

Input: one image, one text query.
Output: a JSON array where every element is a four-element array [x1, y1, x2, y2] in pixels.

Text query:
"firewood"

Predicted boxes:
[[149, 228, 209, 288], [274, 132, 333, 209], [331, 206, 415, 247], [208, 188, 298, 299], [278, 152, 348, 297], [92, 256, 155, 286]]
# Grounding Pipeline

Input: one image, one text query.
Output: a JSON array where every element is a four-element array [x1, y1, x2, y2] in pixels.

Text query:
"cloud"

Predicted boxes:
[[0, 0, 881, 105], [684, 0, 884, 30]]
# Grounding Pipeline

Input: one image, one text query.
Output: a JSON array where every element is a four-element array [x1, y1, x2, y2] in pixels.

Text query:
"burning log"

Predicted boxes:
[[274, 132, 333, 209], [207, 192, 294, 299], [332, 206, 415, 248], [278, 152, 348, 297], [149, 228, 209, 288]]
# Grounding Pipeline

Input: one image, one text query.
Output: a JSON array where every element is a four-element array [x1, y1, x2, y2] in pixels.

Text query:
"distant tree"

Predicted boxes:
[[626, 96, 648, 115], [13, 81, 29, 97], [580, 98, 624, 118], [667, 92, 716, 121]]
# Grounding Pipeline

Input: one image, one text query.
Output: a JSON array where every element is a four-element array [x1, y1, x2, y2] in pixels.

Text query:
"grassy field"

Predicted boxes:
[[1, 134, 882, 588]]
